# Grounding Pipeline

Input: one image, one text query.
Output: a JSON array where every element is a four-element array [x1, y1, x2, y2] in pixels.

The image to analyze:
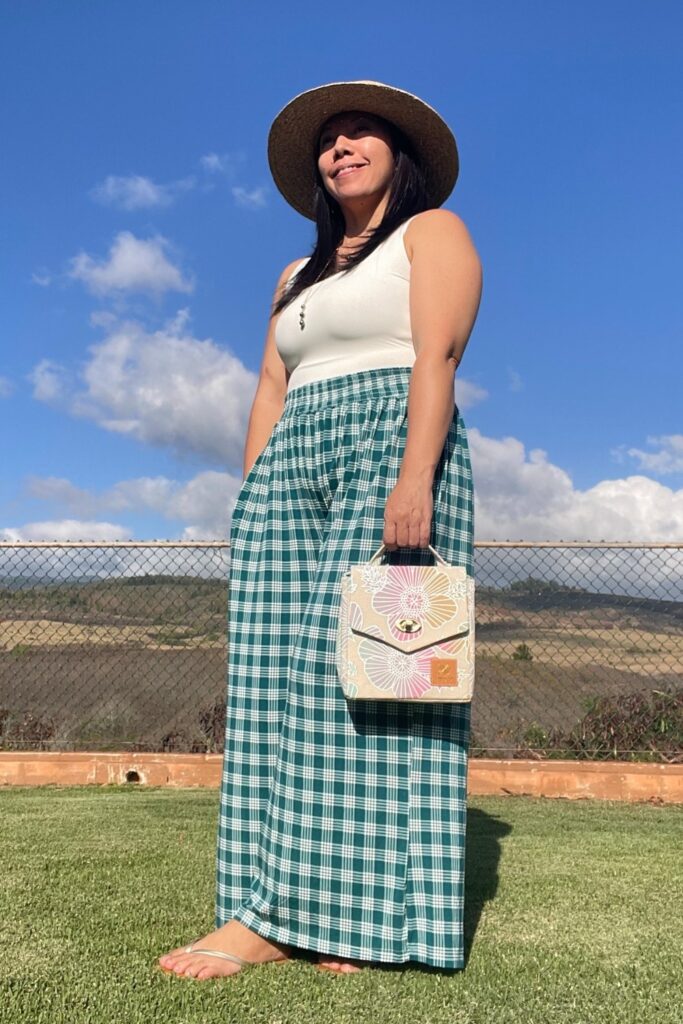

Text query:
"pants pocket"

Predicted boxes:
[[230, 421, 280, 528]]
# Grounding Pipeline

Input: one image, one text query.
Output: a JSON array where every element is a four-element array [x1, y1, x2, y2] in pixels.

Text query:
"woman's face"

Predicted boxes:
[[316, 110, 396, 216]]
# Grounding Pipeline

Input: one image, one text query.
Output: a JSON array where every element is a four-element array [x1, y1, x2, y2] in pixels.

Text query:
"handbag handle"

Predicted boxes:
[[368, 542, 451, 566]]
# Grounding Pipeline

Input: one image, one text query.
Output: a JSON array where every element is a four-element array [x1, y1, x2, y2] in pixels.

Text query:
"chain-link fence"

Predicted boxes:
[[0, 541, 681, 761]]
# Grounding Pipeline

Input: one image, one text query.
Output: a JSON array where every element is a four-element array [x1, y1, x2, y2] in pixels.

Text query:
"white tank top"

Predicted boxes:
[[275, 214, 418, 391]]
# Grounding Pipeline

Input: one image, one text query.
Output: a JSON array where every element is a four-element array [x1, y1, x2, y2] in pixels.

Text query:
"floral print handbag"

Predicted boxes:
[[336, 542, 475, 702]]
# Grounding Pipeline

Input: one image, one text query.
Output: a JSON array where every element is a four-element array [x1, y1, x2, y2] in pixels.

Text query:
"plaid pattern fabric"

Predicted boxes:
[[216, 366, 473, 968]]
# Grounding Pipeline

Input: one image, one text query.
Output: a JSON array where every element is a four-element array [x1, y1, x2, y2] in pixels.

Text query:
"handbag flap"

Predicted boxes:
[[341, 562, 472, 656]]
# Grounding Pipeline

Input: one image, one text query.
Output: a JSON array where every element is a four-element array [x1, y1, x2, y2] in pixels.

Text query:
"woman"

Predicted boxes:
[[158, 79, 482, 979]]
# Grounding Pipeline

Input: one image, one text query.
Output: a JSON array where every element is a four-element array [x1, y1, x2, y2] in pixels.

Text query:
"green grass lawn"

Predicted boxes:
[[0, 787, 681, 1024]]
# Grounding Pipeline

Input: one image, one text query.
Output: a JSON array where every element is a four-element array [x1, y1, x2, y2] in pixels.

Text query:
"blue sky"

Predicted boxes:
[[1, 0, 681, 543]]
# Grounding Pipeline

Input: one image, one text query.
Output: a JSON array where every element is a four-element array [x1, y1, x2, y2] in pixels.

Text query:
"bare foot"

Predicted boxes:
[[157, 919, 293, 980], [317, 952, 370, 973]]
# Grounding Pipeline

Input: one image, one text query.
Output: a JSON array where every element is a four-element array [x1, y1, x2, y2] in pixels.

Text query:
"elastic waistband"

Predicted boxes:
[[282, 366, 412, 415]]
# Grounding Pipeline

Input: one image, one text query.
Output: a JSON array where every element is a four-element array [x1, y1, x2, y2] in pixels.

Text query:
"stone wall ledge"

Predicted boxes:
[[0, 753, 681, 803]]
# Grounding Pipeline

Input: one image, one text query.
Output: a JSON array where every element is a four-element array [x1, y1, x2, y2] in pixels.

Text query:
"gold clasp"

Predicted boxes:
[[395, 617, 421, 633]]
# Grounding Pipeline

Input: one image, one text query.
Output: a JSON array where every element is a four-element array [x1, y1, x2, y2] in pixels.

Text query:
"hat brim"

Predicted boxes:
[[267, 80, 459, 221]]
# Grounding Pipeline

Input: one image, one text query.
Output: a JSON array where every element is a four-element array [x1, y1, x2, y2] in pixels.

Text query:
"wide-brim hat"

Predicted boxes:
[[267, 79, 459, 221]]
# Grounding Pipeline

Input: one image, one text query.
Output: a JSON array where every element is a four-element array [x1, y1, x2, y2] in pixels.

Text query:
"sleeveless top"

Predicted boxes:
[[275, 214, 418, 391]]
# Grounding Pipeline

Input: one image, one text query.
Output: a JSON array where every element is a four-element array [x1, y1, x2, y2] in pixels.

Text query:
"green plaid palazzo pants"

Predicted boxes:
[[216, 365, 474, 968]]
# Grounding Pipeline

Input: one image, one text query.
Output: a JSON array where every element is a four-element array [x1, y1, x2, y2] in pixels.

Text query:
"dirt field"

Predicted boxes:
[[1, 576, 681, 753]]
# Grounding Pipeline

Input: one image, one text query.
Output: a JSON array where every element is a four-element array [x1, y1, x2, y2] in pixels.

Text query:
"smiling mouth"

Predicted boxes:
[[333, 165, 366, 179]]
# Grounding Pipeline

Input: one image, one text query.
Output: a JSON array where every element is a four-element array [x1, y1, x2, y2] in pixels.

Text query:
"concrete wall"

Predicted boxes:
[[1, 753, 681, 803]]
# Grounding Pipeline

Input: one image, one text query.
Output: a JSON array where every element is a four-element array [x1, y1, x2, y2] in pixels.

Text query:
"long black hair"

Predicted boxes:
[[271, 114, 432, 318]]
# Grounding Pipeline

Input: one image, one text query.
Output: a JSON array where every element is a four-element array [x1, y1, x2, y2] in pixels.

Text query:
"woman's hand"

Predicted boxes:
[[382, 478, 433, 550]]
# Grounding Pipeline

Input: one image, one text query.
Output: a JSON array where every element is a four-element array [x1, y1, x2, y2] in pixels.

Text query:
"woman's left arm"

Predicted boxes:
[[383, 209, 483, 551]]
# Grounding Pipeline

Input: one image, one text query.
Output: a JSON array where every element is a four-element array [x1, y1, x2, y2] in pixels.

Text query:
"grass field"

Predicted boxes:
[[1, 787, 681, 1024]]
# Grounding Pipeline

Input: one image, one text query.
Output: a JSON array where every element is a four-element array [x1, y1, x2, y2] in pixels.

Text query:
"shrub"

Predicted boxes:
[[158, 728, 208, 754], [0, 707, 56, 750], [510, 686, 682, 763], [512, 642, 533, 661], [198, 694, 227, 753]]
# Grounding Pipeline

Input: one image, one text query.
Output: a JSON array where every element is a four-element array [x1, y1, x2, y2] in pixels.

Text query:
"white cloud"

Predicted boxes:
[[89, 174, 195, 210], [23, 292, 683, 549], [0, 376, 14, 398], [31, 271, 52, 287], [29, 309, 257, 468], [88, 310, 119, 329], [201, 153, 223, 173], [0, 519, 130, 542], [24, 476, 96, 514], [199, 151, 244, 176], [22, 469, 240, 540], [9, 418, 683, 582], [507, 368, 523, 392], [29, 359, 71, 402], [231, 185, 268, 209], [468, 426, 683, 542], [455, 378, 488, 409], [26, 469, 236, 519], [615, 434, 683, 475], [198, 151, 248, 194], [68, 231, 194, 297], [21, 407, 683, 547]]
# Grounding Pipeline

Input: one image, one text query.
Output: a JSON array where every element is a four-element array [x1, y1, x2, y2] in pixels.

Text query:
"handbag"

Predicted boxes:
[[336, 542, 475, 702]]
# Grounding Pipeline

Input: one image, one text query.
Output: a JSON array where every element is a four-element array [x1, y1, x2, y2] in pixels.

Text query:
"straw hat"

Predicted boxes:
[[267, 79, 459, 220]]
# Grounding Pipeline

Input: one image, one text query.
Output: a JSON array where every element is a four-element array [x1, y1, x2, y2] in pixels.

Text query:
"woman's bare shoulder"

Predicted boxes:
[[273, 256, 309, 298], [404, 209, 476, 261], [282, 255, 309, 278]]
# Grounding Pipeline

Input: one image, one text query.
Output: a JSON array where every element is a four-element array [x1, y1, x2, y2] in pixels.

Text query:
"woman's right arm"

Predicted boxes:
[[241, 258, 303, 479]]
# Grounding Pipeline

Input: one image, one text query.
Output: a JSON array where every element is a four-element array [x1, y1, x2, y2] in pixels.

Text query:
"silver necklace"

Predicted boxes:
[[298, 234, 372, 330], [298, 253, 337, 331], [298, 237, 368, 330]]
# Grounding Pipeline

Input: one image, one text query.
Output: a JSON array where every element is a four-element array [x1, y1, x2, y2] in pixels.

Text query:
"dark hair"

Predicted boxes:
[[270, 114, 433, 318]]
